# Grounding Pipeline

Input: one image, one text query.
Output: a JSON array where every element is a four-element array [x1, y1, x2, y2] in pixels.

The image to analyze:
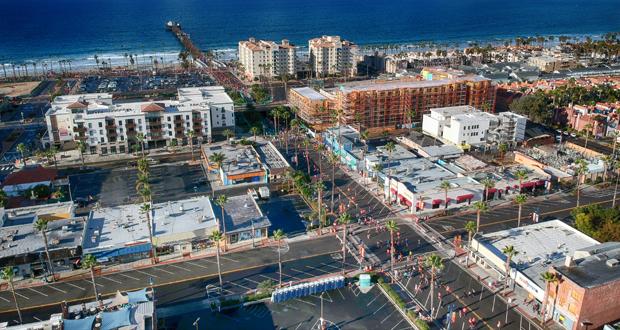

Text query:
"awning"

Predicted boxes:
[[90, 243, 152, 260], [505, 186, 511, 190], [456, 194, 474, 202], [487, 188, 497, 194], [521, 181, 536, 188], [536, 180, 546, 186], [432, 199, 443, 205], [127, 288, 149, 304], [390, 188, 397, 194], [63, 315, 95, 330], [404, 199, 412, 207], [101, 307, 132, 330]]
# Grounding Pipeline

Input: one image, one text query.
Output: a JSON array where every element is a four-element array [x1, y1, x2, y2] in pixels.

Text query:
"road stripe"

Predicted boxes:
[[64, 282, 86, 291], [117, 273, 140, 281], [186, 261, 209, 269], [100, 276, 123, 284], [47, 285, 67, 294], [245, 278, 261, 284], [168, 264, 192, 272], [294, 298, 316, 306], [136, 270, 159, 278], [258, 274, 278, 282], [26, 288, 48, 297], [367, 293, 380, 306], [86, 280, 105, 288]]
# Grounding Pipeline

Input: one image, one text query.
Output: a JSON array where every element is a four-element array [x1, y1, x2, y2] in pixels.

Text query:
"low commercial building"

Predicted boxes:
[[212, 193, 271, 245], [528, 56, 578, 73], [470, 220, 599, 305], [550, 242, 620, 330], [0, 202, 80, 278], [422, 106, 526, 147], [238, 38, 296, 80], [322, 125, 366, 170], [1, 165, 58, 197], [45, 86, 234, 154], [83, 196, 217, 263]]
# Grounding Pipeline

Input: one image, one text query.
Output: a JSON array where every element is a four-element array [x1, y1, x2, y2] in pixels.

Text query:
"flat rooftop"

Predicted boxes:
[[83, 196, 216, 253], [253, 138, 290, 171], [331, 75, 488, 94], [0, 202, 75, 226], [477, 220, 599, 289], [0, 217, 85, 260], [292, 87, 328, 101], [555, 241, 620, 288], [212, 194, 271, 235], [203, 143, 264, 176]]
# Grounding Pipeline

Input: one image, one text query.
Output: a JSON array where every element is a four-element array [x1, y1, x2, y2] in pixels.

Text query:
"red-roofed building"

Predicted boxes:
[[2, 165, 58, 196]]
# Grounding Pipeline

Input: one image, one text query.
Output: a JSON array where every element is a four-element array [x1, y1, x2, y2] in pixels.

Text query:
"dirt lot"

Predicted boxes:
[[0, 81, 41, 97]]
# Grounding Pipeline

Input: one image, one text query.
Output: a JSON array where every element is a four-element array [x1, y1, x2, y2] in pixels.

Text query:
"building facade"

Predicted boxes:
[[238, 38, 296, 80], [45, 87, 234, 154], [309, 36, 358, 78]]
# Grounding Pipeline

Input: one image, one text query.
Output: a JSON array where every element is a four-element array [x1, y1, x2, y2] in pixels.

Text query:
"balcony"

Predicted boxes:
[[105, 124, 116, 130], [126, 122, 136, 129], [174, 118, 183, 124], [73, 126, 87, 133]]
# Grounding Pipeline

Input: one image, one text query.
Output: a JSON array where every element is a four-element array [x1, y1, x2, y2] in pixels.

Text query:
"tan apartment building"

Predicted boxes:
[[289, 75, 496, 135], [309, 35, 358, 78], [238, 38, 296, 80]]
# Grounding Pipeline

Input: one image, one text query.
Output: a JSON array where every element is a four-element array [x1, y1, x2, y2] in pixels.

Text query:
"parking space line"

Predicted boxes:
[[47, 285, 67, 294], [220, 256, 240, 263], [100, 276, 123, 284], [282, 271, 303, 280], [373, 302, 388, 315], [118, 273, 140, 281], [168, 264, 192, 272], [64, 282, 86, 290], [136, 270, 159, 278], [14, 292, 30, 300], [86, 280, 105, 288], [305, 265, 330, 274], [320, 263, 341, 271], [258, 274, 278, 282], [26, 287, 48, 297], [381, 309, 398, 324], [228, 281, 252, 290], [186, 261, 209, 269], [154, 267, 174, 275], [290, 267, 318, 278], [199, 258, 217, 264], [294, 298, 316, 306], [367, 293, 380, 306], [0, 295, 12, 303], [390, 319, 405, 330], [245, 278, 261, 284]]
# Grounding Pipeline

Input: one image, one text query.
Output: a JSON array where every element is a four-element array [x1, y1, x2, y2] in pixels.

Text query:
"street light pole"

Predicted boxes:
[[320, 291, 325, 330], [251, 218, 255, 248], [149, 277, 157, 330], [193, 317, 200, 330]]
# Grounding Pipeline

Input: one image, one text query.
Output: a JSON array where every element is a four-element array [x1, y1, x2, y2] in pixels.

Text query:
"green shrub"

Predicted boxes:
[[379, 282, 406, 309], [244, 291, 271, 302], [414, 319, 430, 330], [220, 299, 240, 307]]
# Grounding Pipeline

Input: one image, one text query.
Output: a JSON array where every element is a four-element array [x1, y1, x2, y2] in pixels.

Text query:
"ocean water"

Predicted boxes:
[[1, 0, 620, 66]]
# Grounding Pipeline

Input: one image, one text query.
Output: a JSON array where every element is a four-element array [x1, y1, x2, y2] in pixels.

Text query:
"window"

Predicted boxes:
[[100, 137, 105, 143], [167, 116, 171, 121], [186, 115, 190, 120], [138, 119, 142, 124], [168, 124, 172, 129], [120, 136, 124, 141], [98, 122, 103, 128], [168, 132, 172, 136], [88, 123, 93, 129], [99, 130, 104, 135], [118, 121, 122, 126]]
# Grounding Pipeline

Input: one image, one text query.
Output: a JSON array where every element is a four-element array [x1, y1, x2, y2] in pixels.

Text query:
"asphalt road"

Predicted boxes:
[[0, 236, 347, 324]]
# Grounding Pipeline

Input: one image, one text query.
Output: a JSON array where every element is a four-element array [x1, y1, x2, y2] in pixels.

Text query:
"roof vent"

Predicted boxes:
[[564, 256, 576, 268], [607, 259, 619, 268]]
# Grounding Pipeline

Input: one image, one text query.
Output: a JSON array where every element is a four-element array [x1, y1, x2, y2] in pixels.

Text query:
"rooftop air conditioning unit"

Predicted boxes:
[[606, 259, 619, 268]]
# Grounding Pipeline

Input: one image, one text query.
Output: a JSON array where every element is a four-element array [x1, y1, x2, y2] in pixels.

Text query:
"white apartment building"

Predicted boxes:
[[422, 106, 526, 146], [309, 35, 358, 77], [45, 86, 234, 155], [238, 38, 296, 80]]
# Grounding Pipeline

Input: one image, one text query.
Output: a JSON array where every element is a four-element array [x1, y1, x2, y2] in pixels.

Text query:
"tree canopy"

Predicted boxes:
[[572, 205, 620, 242]]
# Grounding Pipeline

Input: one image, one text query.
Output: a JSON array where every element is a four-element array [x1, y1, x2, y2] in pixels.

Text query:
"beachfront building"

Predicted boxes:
[[289, 75, 496, 135], [422, 106, 526, 147], [308, 35, 358, 78], [45, 86, 234, 154], [238, 38, 297, 80]]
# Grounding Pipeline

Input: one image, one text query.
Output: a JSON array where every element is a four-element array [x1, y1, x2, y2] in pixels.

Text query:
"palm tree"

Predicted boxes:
[[208, 152, 226, 170], [33, 219, 55, 281], [250, 126, 261, 142], [384, 142, 396, 201], [464, 220, 476, 266], [316, 144, 325, 179], [574, 159, 588, 207], [2, 266, 22, 324], [82, 254, 102, 307], [540, 272, 559, 324], [439, 180, 451, 210], [501, 245, 519, 289], [328, 153, 339, 213], [273, 229, 286, 286], [385, 219, 399, 281], [424, 254, 444, 318], [583, 123, 593, 151], [223, 128, 234, 141], [140, 203, 157, 264], [136, 133, 146, 157], [46, 147, 59, 170], [471, 201, 488, 233], [338, 212, 352, 274], [0, 190, 7, 208], [270, 108, 281, 136], [76, 140, 86, 167], [209, 230, 224, 292], [314, 181, 326, 234], [514, 194, 527, 227], [514, 169, 528, 193], [186, 130, 196, 161], [302, 139, 311, 176], [215, 195, 228, 250], [16, 143, 27, 165], [481, 177, 495, 201], [602, 155, 613, 181]]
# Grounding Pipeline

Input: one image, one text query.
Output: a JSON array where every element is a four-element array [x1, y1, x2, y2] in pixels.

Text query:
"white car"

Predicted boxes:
[[570, 133, 577, 138]]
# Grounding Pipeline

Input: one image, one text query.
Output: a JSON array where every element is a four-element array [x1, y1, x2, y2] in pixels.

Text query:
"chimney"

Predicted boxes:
[[564, 256, 576, 267]]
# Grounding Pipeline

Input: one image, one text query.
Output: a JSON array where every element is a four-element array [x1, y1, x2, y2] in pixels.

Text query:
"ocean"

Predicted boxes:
[[1, 0, 620, 68]]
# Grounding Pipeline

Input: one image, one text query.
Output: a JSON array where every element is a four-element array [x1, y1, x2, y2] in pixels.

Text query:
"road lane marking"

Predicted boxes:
[[101, 276, 122, 284], [136, 270, 159, 278], [27, 288, 48, 297], [186, 261, 209, 269], [47, 285, 67, 294], [118, 273, 140, 281], [168, 264, 192, 272], [64, 282, 86, 290]]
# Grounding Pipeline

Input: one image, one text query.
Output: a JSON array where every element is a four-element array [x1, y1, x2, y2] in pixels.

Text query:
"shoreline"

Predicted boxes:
[[0, 32, 613, 76]]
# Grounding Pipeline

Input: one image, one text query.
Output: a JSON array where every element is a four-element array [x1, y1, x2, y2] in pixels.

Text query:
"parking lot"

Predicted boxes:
[[160, 284, 412, 330], [78, 72, 214, 93], [69, 162, 209, 207]]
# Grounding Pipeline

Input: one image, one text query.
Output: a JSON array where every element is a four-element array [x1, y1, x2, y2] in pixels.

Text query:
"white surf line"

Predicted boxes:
[[168, 264, 192, 272], [47, 285, 67, 294], [100, 276, 123, 284], [26, 287, 48, 297], [117, 273, 140, 281], [135, 270, 159, 278], [64, 282, 87, 290]]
